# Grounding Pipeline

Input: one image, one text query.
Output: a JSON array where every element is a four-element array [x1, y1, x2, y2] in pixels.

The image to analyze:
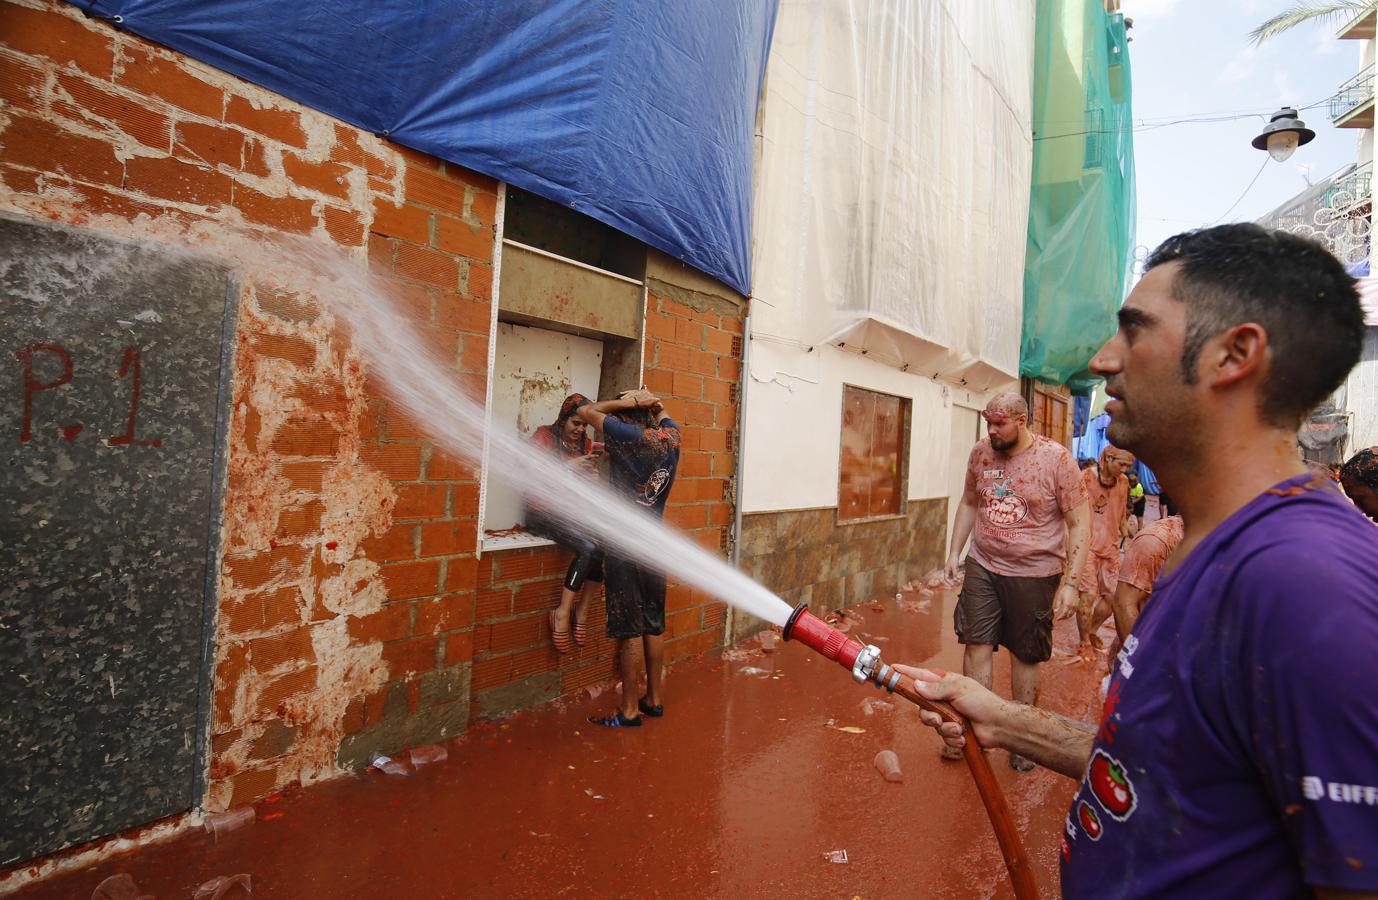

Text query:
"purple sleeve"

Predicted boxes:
[[1235, 545, 1378, 890]]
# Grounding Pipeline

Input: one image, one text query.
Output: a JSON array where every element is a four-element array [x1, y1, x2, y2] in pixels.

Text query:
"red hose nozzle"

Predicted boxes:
[[782, 603, 864, 672]]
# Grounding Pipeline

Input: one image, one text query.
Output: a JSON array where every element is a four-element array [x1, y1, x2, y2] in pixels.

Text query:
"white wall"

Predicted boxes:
[[741, 338, 1008, 513], [484, 322, 603, 533], [1349, 328, 1378, 454]]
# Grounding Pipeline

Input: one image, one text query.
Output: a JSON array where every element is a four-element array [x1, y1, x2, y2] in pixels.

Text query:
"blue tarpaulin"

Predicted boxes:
[[67, 0, 777, 296]]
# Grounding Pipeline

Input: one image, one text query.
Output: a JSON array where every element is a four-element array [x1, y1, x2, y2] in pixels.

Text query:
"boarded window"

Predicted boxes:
[[839, 386, 907, 521], [1028, 381, 1071, 448]]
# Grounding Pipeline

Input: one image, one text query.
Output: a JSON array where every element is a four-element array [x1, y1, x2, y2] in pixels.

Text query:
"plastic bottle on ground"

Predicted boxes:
[[874, 749, 903, 783], [203, 807, 255, 842]]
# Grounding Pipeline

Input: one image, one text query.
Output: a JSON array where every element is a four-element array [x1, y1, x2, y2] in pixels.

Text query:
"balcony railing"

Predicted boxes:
[[1324, 161, 1373, 209], [1330, 64, 1375, 123]]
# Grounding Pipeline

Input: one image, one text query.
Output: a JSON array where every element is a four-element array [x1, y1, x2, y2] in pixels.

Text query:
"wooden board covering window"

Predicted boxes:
[[1026, 379, 1071, 448], [839, 386, 907, 520]]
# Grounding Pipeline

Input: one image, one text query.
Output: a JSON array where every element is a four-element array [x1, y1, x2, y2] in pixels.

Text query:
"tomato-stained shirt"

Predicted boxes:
[[964, 435, 1086, 578]]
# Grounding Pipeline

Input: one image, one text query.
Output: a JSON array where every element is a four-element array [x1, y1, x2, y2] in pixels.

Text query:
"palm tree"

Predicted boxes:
[[1250, 1, 1375, 45]]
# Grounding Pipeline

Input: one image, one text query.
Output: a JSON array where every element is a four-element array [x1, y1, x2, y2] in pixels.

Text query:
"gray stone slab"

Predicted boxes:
[[0, 215, 236, 865]]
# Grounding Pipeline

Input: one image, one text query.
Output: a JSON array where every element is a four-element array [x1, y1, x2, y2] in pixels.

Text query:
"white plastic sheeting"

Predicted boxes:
[[750, 0, 1036, 391]]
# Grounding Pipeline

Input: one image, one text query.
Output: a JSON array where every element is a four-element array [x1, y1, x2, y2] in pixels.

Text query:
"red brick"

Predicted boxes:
[[693, 528, 725, 551], [404, 166, 463, 214], [656, 344, 691, 371], [703, 602, 727, 628], [719, 357, 741, 380], [331, 125, 394, 178], [681, 400, 715, 426], [434, 294, 490, 333], [708, 502, 733, 527], [489, 616, 543, 654], [513, 579, 561, 614], [666, 609, 699, 639], [362, 444, 422, 481], [508, 645, 556, 680], [395, 243, 459, 288], [363, 686, 388, 727], [674, 318, 703, 347], [173, 120, 244, 170], [234, 183, 316, 234], [466, 262, 493, 300], [443, 555, 479, 593], [698, 428, 728, 452], [645, 312, 676, 342], [443, 629, 475, 664], [379, 559, 441, 600], [475, 587, 512, 619], [453, 167, 499, 195], [117, 45, 224, 119], [226, 94, 307, 148], [389, 142, 444, 172], [492, 550, 547, 583], [468, 184, 498, 223], [224, 544, 308, 590], [459, 333, 489, 372], [419, 519, 476, 557], [224, 586, 300, 636], [689, 351, 718, 377], [1, 113, 122, 185], [723, 316, 744, 334], [251, 625, 316, 671], [672, 372, 703, 400], [348, 604, 412, 644], [470, 656, 508, 692], [705, 328, 736, 356], [702, 379, 733, 404], [428, 450, 476, 481], [281, 151, 351, 199], [53, 72, 170, 150], [665, 584, 695, 612], [0, 52, 47, 112], [342, 697, 366, 734], [322, 206, 365, 246], [252, 332, 316, 366], [242, 137, 273, 178], [666, 504, 708, 530], [667, 301, 720, 328], [370, 199, 430, 244], [124, 154, 230, 206], [382, 636, 438, 676], [394, 483, 447, 519], [361, 523, 416, 563], [678, 452, 711, 478], [275, 500, 324, 538], [435, 215, 494, 262], [270, 419, 340, 457], [255, 666, 317, 717], [644, 369, 673, 395], [0, 3, 115, 79], [563, 657, 618, 693], [229, 766, 279, 808], [0, 165, 40, 195], [416, 593, 475, 634]]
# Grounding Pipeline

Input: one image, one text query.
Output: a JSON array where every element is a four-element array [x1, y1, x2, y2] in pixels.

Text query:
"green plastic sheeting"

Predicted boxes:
[[1022, 0, 1136, 391]]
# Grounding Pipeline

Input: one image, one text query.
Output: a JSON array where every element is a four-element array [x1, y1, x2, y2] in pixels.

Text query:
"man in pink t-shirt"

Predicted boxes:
[[1074, 446, 1134, 659], [945, 392, 1091, 770]]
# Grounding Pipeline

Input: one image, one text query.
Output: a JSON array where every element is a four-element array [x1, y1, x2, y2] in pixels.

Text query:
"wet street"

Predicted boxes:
[[12, 585, 1103, 900]]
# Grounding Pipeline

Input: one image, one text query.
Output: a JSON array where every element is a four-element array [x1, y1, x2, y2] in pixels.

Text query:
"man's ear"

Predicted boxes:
[[1202, 322, 1268, 390]]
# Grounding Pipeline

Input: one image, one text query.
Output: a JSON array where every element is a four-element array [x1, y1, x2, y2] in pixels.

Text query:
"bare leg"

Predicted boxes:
[[573, 581, 596, 629], [643, 634, 665, 707], [1075, 590, 1099, 661], [553, 585, 578, 631], [618, 638, 641, 719], [1086, 596, 1114, 651], [1011, 657, 1039, 707], [964, 643, 994, 690]]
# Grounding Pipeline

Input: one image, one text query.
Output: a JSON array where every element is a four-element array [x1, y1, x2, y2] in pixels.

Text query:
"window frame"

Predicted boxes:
[[835, 383, 911, 525]]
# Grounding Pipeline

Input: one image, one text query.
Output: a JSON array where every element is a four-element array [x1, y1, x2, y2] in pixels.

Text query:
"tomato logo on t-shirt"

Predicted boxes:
[[1088, 749, 1137, 821], [1077, 801, 1103, 840], [982, 479, 1028, 527]]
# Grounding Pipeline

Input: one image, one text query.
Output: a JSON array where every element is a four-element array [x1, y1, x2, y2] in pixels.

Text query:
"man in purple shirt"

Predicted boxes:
[[904, 224, 1378, 897]]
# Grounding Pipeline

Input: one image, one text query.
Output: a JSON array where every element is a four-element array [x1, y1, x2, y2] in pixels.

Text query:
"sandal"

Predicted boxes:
[[573, 621, 589, 647], [548, 610, 572, 654], [638, 697, 664, 718], [588, 710, 641, 728], [940, 745, 963, 761]]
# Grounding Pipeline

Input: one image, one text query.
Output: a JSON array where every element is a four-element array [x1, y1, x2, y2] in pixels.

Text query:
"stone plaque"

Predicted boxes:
[[0, 215, 235, 865]]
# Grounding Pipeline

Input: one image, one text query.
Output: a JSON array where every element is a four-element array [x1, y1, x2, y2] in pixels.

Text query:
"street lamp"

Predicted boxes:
[[1251, 107, 1316, 162]]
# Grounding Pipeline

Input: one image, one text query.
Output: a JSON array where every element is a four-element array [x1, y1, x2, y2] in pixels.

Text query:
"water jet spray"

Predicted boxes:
[[783, 603, 1040, 900]]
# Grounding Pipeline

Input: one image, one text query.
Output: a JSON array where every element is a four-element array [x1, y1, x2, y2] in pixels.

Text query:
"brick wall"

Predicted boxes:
[[1, 0, 494, 812], [0, 0, 749, 831], [466, 288, 747, 721]]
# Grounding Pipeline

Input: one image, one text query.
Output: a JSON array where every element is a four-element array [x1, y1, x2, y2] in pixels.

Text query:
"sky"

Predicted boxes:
[[1123, 0, 1365, 266]]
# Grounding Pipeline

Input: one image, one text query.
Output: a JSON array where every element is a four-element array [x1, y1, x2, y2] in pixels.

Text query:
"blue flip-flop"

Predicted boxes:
[[588, 710, 641, 728]]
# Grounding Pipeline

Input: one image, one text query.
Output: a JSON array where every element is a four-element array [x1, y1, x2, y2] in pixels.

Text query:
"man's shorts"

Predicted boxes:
[[1077, 550, 1120, 598], [603, 557, 666, 639], [955, 558, 1060, 664]]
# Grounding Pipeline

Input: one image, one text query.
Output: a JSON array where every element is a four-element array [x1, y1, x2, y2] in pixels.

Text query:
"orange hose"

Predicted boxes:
[[888, 673, 1040, 900]]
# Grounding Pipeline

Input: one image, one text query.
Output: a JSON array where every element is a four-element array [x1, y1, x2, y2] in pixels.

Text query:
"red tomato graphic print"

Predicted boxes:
[[1087, 749, 1137, 821], [1077, 801, 1103, 840], [982, 480, 1028, 526]]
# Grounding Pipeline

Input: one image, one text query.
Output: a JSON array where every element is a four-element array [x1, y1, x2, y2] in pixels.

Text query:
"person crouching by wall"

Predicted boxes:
[[526, 393, 605, 654], [574, 388, 682, 729]]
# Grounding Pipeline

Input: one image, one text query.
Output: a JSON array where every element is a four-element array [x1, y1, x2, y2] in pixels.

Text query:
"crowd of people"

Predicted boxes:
[[924, 224, 1378, 897]]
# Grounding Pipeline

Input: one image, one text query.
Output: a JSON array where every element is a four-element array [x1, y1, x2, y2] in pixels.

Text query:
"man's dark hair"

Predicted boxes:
[[1340, 447, 1378, 491], [615, 407, 654, 428], [1144, 224, 1365, 427]]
